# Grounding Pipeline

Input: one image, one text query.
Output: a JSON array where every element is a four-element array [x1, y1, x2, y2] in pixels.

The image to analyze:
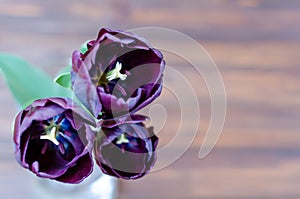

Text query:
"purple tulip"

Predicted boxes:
[[71, 28, 165, 119], [13, 98, 95, 183], [94, 116, 158, 180]]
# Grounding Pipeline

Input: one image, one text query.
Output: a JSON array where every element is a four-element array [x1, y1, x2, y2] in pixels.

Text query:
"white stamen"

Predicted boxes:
[[116, 133, 130, 145], [106, 62, 127, 81], [40, 126, 59, 145]]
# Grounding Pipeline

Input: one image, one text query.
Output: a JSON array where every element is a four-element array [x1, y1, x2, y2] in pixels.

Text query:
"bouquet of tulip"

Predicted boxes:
[[0, 28, 165, 183]]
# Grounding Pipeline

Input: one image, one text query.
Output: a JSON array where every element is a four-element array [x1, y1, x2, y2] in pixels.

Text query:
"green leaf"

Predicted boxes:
[[54, 72, 71, 88], [54, 64, 71, 88], [0, 54, 72, 108], [80, 41, 89, 54]]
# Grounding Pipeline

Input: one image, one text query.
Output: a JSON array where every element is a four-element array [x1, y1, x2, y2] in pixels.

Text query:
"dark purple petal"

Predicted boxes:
[[100, 114, 148, 128], [71, 51, 102, 117], [55, 153, 93, 183]]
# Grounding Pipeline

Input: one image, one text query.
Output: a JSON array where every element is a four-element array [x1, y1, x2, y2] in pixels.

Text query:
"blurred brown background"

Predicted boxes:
[[1, 0, 300, 198]]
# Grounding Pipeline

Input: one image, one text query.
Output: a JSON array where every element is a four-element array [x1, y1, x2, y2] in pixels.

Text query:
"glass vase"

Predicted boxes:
[[33, 163, 118, 199]]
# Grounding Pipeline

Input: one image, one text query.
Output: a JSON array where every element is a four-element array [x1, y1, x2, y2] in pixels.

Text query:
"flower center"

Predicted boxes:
[[40, 126, 59, 145], [116, 133, 130, 145], [106, 62, 127, 81], [39, 114, 65, 146]]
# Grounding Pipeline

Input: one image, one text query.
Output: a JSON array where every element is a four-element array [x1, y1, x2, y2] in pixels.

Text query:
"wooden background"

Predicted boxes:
[[1, 0, 300, 198]]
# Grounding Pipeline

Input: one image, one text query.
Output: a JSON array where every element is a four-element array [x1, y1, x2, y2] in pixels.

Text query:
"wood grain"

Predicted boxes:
[[0, 0, 300, 198]]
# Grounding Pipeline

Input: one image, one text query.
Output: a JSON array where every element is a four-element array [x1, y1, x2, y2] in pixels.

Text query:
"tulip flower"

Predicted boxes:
[[71, 28, 165, 119], [94, 116, 158, 180], [13, 98, 95, 183]]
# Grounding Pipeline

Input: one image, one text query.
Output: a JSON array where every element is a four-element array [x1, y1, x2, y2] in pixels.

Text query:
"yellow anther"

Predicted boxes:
[[116, 133, 130, 145], [40, 126, 59, 145], [106, 62, 127, 81]]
